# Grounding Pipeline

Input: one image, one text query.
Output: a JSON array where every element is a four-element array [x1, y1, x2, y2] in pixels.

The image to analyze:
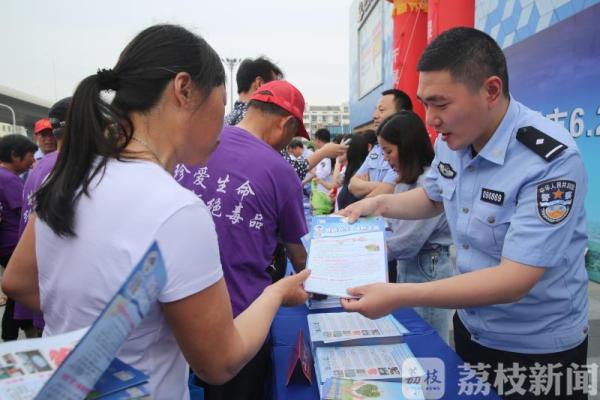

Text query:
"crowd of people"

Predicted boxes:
[[0, 23, 591, 399]]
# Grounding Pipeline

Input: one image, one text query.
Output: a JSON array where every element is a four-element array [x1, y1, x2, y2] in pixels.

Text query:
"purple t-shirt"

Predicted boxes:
[[175, 125, 308, 317], [0, 166, 23, 259], [19, 151, 58, 236], [14, 151, 57, 327]]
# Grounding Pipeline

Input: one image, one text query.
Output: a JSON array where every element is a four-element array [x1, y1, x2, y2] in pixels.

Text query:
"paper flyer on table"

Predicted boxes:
[[314, 344, 424, 384], [304, 216, 387, 297], [0, 241, 165, 400], [321, 377, 425, 400], [307, 312, 408, 346]]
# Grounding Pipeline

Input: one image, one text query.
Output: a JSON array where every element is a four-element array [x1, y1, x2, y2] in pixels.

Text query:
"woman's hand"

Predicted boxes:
[[266, 269, 311, 307]]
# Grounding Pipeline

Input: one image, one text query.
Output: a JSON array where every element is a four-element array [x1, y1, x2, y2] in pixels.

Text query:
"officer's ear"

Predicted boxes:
[[482, 75, 503, 108]]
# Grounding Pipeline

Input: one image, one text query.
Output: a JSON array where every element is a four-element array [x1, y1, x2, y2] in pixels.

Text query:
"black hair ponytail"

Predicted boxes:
[[35, 24, 225, 237]]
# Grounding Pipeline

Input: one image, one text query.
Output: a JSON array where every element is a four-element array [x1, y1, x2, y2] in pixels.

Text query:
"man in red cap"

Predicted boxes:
[[176, 80, 309, 400], [33, 118, 57, 161]]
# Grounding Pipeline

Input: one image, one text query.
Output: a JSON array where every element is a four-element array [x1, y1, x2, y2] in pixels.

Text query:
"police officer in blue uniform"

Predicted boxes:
[[349, 89, 413, 198], [340, 27, 589, 399]]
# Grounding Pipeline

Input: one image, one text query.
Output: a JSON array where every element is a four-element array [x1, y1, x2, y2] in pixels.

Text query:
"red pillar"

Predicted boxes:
[[426, 0, 474, 142], [427, 0, 475, 43], [389, 0, 428, 124]]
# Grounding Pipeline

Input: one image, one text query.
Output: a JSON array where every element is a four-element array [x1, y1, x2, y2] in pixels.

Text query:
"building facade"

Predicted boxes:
[[303, 103, 351, 137], [0, 122, 27, 137]]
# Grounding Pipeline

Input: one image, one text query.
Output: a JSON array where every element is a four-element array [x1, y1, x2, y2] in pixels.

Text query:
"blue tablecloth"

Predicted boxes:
[[270, 305, 498, 400]]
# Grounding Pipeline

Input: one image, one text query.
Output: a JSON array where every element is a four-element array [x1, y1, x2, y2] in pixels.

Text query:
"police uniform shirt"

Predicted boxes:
[[423, 98, 588, 354], [355, 144, 398, 184]]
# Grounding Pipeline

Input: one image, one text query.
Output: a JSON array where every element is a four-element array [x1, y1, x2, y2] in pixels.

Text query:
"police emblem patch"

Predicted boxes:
[[369, 153, 378, 160], [536, 180, 576, 224], [438, 162, 456, 179]]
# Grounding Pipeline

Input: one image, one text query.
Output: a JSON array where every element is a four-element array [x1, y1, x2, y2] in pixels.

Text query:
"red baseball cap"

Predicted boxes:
[[250, 80, 309, 139], [34, 118, 52, 134]]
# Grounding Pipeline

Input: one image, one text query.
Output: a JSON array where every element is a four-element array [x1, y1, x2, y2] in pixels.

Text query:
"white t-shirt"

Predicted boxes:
[[36, 159, 223, 400], [315, 158, 332, 194]]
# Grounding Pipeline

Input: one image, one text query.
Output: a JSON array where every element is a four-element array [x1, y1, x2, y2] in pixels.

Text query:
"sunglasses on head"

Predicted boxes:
[[49, 118, 66, 137]]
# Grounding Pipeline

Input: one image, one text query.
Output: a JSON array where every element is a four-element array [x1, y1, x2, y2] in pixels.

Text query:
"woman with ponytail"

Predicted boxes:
[[3, 24, 309, 399]]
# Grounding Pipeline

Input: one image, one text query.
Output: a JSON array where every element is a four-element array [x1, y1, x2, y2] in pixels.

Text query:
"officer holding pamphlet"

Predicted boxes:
[[340, 27, 589, 399]]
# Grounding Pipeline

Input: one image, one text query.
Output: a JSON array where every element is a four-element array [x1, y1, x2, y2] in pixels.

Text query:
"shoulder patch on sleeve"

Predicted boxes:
[[536, 180, 576, 224], [516, 126, 567, 162]]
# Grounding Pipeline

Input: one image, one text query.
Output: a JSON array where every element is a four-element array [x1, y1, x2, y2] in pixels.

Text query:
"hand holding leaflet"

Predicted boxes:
[[340, 282, 405, 320], [0, 242, 166, 400], [304, 216, 387, 298], [35, 242, 166, 399]]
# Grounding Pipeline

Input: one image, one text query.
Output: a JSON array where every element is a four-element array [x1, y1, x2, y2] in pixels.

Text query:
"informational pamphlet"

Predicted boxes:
[[0, 242, 165, 400], [0, 329, 148, 400], [307, 312, 408, 347], [321, 377, 425, 400], [0, 328, 87, 399], [86, 358, 149, 399], [304, 216, 387, 297], [314, 344, 424, 385]]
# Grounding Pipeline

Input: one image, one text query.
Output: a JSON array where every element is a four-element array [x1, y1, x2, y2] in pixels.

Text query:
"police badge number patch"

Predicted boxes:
[[536, 180, 576, 225], [438, 162, 456, 179], [369, 152, 378, 160]]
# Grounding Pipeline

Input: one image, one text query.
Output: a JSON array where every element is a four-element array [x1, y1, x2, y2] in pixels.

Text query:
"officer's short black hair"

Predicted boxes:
[[0, 134, 37, 162], [314, 128, 331, 143], [236, 57, 283, 94], [288, 139, 304, 149], [381, 89, 413, 112], [417, 27, 509, 97]]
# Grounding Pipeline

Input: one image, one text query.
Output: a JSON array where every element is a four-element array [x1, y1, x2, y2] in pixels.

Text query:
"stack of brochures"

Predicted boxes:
[[304, 216, 388, 298], [0, 243, 164, 399], [321, 377, 425, 400], [314, 343, 424, 386], [307, 312, 408, 348], [307, 312, 425, 398]]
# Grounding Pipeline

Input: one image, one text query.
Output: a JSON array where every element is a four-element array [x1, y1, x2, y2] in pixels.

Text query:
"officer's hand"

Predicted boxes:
[[267, 269, 311, 307], [355, 173, 369, 181], [320, 142, 348, 158], [338, 197, 379, 223], [340, 282, 400, 319]]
